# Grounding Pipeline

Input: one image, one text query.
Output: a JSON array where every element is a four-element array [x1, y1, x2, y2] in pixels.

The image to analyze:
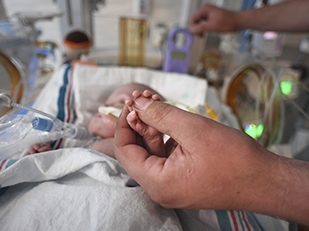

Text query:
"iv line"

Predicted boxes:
[[0, 92, 62, 127]]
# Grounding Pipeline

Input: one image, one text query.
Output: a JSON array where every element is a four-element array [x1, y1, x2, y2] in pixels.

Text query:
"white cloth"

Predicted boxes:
[[0, 148, 285, 231], [0, 148, 182, 230]]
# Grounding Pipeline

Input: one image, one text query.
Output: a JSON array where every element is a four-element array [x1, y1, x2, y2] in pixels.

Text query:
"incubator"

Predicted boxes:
[[0, 10, 62, 118], [0, 93, 92, 160]]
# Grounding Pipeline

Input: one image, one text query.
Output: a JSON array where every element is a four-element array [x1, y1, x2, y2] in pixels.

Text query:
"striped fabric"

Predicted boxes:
[[0, 159, 18, 172], [216, 210, 264, 231], [51, 63, 77, 149]]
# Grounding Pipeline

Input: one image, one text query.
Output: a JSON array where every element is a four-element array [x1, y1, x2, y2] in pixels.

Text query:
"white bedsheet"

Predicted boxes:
[[0, 148, 285, 231], [0, 148, 182, 230]]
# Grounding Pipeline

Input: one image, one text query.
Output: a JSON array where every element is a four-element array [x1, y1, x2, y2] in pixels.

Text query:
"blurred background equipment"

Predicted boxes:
[[163, 27, 193, 74]]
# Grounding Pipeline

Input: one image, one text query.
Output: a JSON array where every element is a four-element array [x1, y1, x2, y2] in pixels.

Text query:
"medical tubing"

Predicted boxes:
[[0, 92, 63, 128], [32, 116, 91, 140], [0, 93, 91, 140], [11, 102, 63, 127], [259, 67, 282, 145], [0, 130, 65, 160]]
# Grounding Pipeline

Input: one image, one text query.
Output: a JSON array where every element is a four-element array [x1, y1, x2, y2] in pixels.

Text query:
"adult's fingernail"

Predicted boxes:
[[133, 97, 153, 110]]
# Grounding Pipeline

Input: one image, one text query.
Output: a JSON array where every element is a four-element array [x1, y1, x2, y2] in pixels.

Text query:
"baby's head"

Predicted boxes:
[[87, 82, 164, 138]]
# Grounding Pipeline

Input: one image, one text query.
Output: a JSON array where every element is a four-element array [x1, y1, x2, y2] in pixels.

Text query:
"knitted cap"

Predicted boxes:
[[63, 30, 92, 49]]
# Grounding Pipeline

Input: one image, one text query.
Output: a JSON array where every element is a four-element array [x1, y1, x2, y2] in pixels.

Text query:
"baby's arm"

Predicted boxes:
[[88, 138, 115, 158]]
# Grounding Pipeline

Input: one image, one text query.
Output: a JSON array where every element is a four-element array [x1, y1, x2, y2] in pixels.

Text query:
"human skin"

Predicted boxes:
[[114, 98, 309, 226], [87, 83, 165, 139], [190, 0, 309, 36], [88, 138, 114, 157], [27, 143, 51, 154], [87, 83, 165, 157], [126, 90, 165, 157], [27, 83, 164, 157]]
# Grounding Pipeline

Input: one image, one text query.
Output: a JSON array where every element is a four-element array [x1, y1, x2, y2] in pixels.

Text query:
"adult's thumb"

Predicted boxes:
[[132, 99, 207, 146]]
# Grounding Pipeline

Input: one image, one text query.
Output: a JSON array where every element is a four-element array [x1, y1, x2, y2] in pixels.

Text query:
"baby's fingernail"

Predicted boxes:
[[133, 97, 152, 110]]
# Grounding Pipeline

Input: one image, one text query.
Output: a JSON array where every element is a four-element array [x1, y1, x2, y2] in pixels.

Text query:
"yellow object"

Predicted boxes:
[[165, 101, 197, 114], [119, 17, 148, 67], [98, 106, 122, 117], [204, 103, 219, 120], [166, 101, 219, 121]]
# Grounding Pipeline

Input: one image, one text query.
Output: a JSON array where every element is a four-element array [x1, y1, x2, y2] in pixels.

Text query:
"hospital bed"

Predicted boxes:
[[0, 63, 287, 230]]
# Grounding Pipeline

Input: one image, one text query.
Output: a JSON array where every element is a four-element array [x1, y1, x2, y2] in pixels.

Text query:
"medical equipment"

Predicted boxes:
[[163, 27, 193, 74], [252, 31, 283, 58], [0, 93, 91, 160], [132, 0, 151, 18], [223, 58, 309, 156], [224, 63, 281, 147], [196, 50, 224, 88], [0, 11, 61, 116], [0, 50, 24, 117]]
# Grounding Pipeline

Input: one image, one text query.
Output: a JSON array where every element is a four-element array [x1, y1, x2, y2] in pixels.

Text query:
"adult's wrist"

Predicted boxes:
[[276, 157, 309, 225], [243, 151, 309, 226]]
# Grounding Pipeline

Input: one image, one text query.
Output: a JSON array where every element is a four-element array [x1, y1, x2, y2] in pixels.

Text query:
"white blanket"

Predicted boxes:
[[0, 149, 182, 230], [0, 148, 284, 231]]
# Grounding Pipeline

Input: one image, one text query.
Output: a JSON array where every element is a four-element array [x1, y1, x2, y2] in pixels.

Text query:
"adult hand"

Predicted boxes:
[[115, 100, 309, 225], [190, 1, 309, 35], [115, 100, 279, 211], [190, 4, 238, 36]]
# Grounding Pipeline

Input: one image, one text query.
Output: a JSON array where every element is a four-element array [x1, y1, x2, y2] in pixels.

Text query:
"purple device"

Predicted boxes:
[[163, 27, 193, 74]]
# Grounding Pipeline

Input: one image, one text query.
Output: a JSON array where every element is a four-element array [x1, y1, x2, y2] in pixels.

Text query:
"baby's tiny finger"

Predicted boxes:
[[152, 94, 161, 101], [142, 90, 152, 98], [132, 90, 142, 98]]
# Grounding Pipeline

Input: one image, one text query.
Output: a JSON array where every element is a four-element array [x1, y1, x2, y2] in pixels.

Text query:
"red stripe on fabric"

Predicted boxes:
[[55, 138, 64, 150], [230, 211, 240, 231], [241, 211, 252, 231], [65, 69, 73, 123], [0, 159, 7, 171]]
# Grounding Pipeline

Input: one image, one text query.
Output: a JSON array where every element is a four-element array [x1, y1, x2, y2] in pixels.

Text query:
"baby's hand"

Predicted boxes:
[[26, 143, 51, 155]]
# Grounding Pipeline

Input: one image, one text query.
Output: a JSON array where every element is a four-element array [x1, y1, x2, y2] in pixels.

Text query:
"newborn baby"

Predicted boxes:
[[85, 82, 165, 157], [28, 82, 165, 158], [88, 83, 164, 138]]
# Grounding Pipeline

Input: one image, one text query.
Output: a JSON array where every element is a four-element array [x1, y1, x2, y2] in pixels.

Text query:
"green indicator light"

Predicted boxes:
[[280, 81, 293, 95], [245, 123, 264, 139], [256, 124, 264, 137], [245, 124, 257, 139]]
